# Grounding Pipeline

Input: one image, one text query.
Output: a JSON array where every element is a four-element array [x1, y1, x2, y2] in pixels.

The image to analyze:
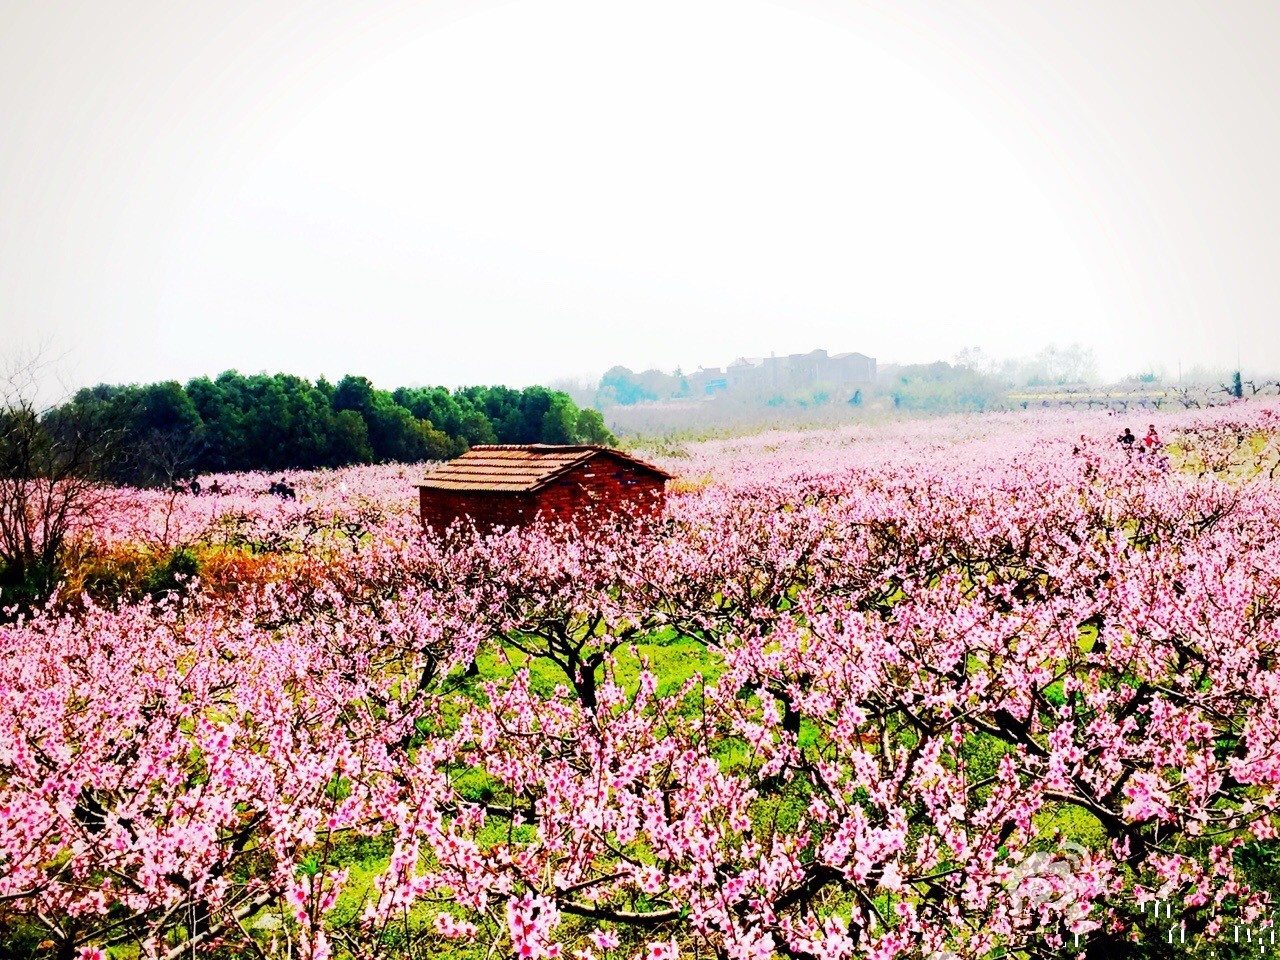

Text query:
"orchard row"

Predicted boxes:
[[3, 406, 1280, 959]]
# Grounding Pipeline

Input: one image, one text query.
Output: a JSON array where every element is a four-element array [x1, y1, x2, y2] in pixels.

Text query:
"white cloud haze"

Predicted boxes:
[[2, 0, 1278, 394]]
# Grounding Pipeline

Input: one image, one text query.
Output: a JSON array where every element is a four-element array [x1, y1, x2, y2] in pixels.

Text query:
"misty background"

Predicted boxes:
[[2, 0, 1279, 400]]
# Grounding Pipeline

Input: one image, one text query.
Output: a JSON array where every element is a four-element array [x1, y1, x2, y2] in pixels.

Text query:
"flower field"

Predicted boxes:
[[5, 406, 1280, 959]]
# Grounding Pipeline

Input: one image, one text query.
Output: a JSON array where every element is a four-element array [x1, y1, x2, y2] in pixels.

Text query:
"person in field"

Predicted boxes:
[[1118, 427, 1137, 448], [1144, 424, 1161, 450]]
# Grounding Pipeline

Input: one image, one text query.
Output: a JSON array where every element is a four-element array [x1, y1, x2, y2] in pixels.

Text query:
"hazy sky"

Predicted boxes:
[[2, 0, 1278, 395]]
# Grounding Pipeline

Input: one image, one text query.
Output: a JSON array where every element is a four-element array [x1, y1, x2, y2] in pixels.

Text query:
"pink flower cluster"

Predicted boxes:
[[3, 404, 1280, 958]]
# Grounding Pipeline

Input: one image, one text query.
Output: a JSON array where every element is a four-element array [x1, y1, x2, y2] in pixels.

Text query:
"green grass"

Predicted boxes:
[[468, 632, 726, 703]]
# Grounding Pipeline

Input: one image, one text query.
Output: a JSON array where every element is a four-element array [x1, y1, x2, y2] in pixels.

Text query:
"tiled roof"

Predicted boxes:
[[417, 445, 671, 493]]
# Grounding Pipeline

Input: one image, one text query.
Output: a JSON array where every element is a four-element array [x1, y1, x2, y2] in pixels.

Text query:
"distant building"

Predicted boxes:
[[784, 349, 830, 388], [726, 357, 765, 391], [685, 366, 728, 396], [417, 444, 671, 531], [828, 352, 876, 384], [707, 349, 876, 394]]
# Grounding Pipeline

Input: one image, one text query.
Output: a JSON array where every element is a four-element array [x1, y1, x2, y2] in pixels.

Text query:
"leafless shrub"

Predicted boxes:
[[0, 357, 125, 607]]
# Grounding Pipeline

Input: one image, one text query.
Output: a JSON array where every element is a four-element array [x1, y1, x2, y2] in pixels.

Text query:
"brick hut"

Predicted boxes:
[[417, 444, 671, 531]]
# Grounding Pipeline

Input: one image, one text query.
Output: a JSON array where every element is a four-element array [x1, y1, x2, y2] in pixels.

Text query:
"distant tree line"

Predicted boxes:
[[589, 344, 1106, 412], [883, 361, 1007, 413], [597, 366, 688, 406], [50, 372, 615, 487]]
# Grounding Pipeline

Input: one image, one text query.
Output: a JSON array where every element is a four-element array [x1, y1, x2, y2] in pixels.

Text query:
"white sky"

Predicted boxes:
[[2, 0, 1278, 394]]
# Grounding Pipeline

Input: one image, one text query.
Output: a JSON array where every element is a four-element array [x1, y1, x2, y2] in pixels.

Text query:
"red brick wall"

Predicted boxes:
[[419, 488, 538, 532], [529, 459, 666, 525], [418, 453, 666, 533]]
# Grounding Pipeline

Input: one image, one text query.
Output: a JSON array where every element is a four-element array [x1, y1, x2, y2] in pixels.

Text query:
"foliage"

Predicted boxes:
[[884, 360, 1007, 412], [597, 366, 665, 407], [51, 372, 616, 485]]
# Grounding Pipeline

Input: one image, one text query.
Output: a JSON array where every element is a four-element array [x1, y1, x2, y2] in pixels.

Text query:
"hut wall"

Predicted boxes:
[[419, 488, 536, 532], [529, 458, 666, 524], [419, 453, 666, 532]]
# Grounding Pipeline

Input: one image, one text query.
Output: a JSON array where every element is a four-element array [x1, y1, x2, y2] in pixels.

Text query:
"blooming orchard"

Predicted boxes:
[[4, 407, 1280, 959]]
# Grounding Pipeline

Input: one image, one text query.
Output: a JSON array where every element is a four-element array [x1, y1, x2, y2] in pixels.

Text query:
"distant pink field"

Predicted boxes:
[[87, 404, 1265, 548]]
